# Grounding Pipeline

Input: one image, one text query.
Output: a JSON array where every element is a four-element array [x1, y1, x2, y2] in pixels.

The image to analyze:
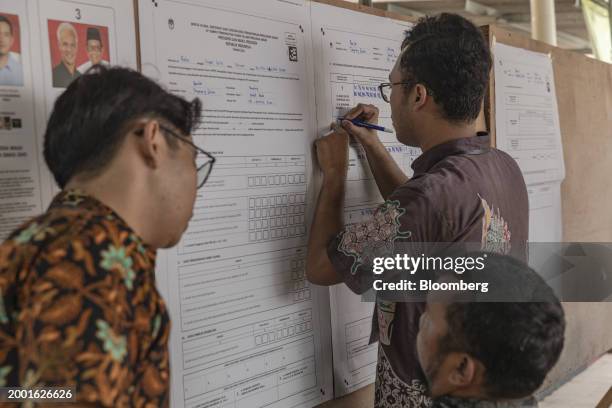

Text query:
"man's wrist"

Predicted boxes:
[[356, 132, 383, 149], [321, 172, 346, 189]]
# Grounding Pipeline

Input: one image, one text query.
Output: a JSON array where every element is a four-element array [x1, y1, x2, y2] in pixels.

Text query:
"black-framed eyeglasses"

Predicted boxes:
[[378, 81, 413, 103], [159, 126, 216, 189]]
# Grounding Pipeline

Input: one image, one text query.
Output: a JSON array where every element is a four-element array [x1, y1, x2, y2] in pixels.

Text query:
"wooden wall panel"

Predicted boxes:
[[483, 25, 612, 399]]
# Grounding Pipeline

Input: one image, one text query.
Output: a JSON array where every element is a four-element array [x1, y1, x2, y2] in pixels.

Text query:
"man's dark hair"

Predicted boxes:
[[43, 65, 201, 188], [400, 13, 491, 123], [0, 16, 13, 35], [437, 253, 565, 399]]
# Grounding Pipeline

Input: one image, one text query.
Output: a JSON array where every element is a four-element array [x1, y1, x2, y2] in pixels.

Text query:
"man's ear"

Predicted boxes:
[[413, 84, 429, 110], [137, 120, 163, 169], [447, 353, 479, 388]]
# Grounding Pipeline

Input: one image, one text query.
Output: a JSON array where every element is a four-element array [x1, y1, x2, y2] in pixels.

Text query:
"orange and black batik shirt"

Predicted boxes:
[[0, 190, 170, 407]]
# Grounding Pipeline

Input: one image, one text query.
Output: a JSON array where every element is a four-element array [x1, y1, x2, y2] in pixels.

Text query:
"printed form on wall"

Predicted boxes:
[[0, 0, 136, 239], [493, 42, 565, 243], [0, 1, 42, 239], [310, 2, 418, 396], [138, 1, 333, 407]]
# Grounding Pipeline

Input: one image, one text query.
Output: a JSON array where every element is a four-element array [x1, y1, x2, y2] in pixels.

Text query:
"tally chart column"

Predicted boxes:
[[138, 1, 333, 407], [310, 2, 419, 396]]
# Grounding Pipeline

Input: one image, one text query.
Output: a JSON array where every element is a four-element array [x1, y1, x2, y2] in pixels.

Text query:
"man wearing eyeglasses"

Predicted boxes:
[[307, 14, 529, 407], [0, 66, 214, 407]]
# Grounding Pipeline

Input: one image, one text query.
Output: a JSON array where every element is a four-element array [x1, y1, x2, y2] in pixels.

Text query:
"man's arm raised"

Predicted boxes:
[[306, 125, 348, 286]]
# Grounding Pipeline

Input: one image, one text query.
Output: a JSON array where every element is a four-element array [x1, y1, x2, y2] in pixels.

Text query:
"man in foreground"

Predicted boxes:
[[418, 253, 565, 407], [0, 66, 213, 406]]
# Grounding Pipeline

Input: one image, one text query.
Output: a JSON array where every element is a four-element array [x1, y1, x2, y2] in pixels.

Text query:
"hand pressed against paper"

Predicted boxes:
[[314, 123, 349, 179]]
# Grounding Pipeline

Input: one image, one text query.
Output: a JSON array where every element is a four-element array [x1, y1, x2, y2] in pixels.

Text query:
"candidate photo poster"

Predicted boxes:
[[47, 19, 110, 88], [0, 12, 24, 87]]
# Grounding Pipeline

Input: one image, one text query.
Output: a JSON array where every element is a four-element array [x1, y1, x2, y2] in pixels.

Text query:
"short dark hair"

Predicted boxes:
[[400, 13, 491, 123], [437, 253, 565, 399], [0, 16, 13, 35], [43, 66, 201, 188]]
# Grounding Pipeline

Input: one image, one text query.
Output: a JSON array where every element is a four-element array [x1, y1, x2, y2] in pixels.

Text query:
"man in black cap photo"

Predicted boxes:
[[78, 26, 110, 74]]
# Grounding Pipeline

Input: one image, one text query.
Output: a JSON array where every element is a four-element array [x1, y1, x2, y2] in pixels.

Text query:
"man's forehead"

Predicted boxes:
[[425, 301, 448, 325], [60, 29, 76, 39], [389, 62, 401, 80], [427, 291, 455, 306], [426, 276, 463, 304]]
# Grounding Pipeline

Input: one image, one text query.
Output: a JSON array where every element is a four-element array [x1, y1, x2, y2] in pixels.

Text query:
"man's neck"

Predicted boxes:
[[65, 175, 161, 249], [0, 53, 9, 70], [63, 60, 75, 74], [418, 122, 477, 153]]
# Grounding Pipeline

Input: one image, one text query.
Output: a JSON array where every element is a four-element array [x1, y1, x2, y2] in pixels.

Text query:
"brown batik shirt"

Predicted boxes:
[[0, 190, 170, 407], [327, 133, 529, 408]]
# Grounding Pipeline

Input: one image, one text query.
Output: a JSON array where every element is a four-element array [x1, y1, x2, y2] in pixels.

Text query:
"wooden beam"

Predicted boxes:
[[596, 386, 612, 408]]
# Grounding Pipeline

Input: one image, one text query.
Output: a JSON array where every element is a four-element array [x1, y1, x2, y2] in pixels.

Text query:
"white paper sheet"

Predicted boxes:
[[138, 1, 333, 406], [0, 0, 136, 238], [527, 182, 563, 243], [310, 3, 418, 396], [525, 181, 563, 275], [0, 1, 44, 239], [493, 43, 564, 269], [493, 42, 565, 185]]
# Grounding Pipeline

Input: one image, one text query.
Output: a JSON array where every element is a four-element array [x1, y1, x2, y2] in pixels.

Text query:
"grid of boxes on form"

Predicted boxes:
[[247, 173, 306, 188], [253, 318, 313, 346], [254, 281, 312, 348], [248, 190, 307, 242], [291, 258, 310, 302]]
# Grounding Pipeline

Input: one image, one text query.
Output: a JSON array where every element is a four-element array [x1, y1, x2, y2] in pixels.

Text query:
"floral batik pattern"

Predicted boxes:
[[338, 200, 412, 275], [479, 195, 512, 255], [375, 345, 432, 408], [377, 300, 396, 346], [0, 190, 170, 407]]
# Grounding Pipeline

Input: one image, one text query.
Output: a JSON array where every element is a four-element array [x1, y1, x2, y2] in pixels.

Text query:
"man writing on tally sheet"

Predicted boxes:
[[306, 13, 529, 408]]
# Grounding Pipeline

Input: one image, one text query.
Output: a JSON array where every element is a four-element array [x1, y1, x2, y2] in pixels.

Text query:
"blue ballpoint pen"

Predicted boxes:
[[339, 118, 394, 133]]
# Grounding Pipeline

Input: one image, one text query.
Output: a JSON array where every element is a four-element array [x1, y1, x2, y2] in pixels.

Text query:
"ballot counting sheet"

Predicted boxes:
[[0, 0, 136, 239], [493, 42, 565, 186], [310, 3, 419, 396], [139, 1, 334, 407], [493, 42, 565, 244]]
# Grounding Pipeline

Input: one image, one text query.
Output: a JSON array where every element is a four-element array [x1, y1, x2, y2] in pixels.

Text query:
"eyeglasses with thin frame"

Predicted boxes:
[[378, 81, 414, 103], [158, 125, 216, 189]]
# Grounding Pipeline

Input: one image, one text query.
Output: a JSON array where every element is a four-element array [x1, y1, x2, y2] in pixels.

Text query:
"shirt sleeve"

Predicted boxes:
[[326, 184, 440, 294]]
